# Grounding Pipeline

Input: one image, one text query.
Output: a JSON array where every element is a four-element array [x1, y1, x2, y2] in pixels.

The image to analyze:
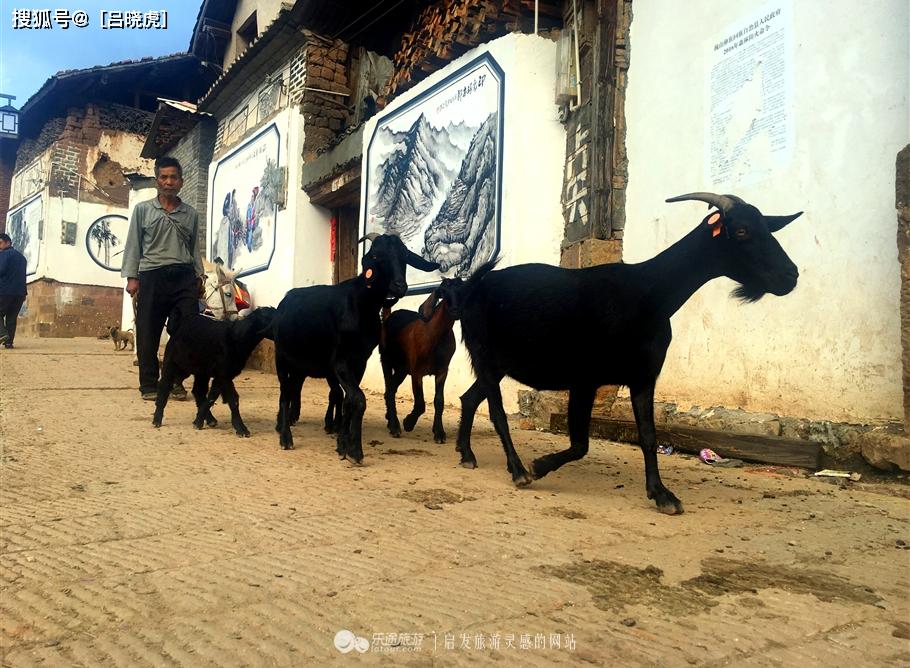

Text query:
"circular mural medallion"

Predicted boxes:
[[85, 214, 128, 271]]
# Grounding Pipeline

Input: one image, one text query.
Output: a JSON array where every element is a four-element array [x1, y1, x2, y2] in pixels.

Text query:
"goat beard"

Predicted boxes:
[[731, 283, 765, 303]]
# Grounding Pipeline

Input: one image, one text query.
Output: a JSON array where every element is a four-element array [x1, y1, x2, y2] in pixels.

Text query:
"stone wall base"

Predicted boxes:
[[518, 390, 909, 472], [20, 279, 122, 339]]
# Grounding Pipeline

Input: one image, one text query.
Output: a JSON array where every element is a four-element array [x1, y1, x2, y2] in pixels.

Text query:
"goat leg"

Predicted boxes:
[[483, 378, 533, 486], [402, 375, 425, 432], [630, 382, 684, 514], [432, 370, 447, 444], [325, 376, 343, 434], [275, 365, 295, 449], [335, 362, 367, 464], [456, 380, 486, 468], [152, 357, 177, 428], [221, 380, 250, 438], [191, 376, 216, 429], [288, 375, 304, 425], [382, 366, 406, 437], [532, 386, 595, 479]]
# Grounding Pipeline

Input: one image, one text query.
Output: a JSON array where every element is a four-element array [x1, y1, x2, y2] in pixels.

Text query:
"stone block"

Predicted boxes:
[[860, 432, 910, 471]]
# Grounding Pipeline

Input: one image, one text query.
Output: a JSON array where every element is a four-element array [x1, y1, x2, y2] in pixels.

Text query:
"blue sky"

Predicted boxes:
[[0, 1, 200, 108]]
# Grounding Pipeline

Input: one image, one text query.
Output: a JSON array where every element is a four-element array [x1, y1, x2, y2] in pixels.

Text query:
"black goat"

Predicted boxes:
[[273, 233, 439, 460], [380, 277, 464, 443], [152, 307, 276, 436], [454, 192, 802, 514]]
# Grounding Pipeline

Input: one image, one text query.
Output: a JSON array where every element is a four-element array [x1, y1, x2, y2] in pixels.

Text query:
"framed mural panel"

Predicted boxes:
[[85, 214, 129, 271], [363, 52, 505, 293], [208, 123, 281, 278], [7, 194, 42, 276]]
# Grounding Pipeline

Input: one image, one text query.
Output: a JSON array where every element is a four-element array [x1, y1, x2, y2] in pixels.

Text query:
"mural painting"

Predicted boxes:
[[209, 124, 281, 278], [7, 194, 42, 276], [364, 53, 504, 293], [85, 214, 128, 271]]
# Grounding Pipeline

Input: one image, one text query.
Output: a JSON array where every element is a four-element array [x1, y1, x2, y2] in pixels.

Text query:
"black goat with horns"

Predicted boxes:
[[454, 192, 803, 514], [273, 232, 440, 461]]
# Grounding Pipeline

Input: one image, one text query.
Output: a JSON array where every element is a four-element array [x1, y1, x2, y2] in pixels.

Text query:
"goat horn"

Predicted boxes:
[[358, 232, 381, 244], [665, 192, 739, 213]]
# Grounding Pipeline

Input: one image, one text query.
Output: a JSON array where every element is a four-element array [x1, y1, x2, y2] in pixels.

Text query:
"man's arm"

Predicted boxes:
[[121, 204, 143, 295], [190, 209, 205, 278], [0, 250, 10, 284]]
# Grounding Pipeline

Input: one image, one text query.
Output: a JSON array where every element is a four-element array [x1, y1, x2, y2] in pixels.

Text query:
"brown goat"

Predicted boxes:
[[380, 278, 464, 443]]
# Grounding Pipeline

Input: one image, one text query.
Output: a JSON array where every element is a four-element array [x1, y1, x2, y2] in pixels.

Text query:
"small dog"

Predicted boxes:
[[109, 326, 135, 351]]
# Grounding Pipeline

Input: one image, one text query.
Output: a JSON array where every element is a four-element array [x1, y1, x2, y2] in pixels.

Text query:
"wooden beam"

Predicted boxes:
[[549, 415, 822, 469], [304, 162, 361, 208]]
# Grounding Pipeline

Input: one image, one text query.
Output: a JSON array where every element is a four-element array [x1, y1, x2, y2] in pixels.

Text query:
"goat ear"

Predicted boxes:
[[765, 211, 803, 232], [405, 249, 440, 272], [418, 290, 437, 321]]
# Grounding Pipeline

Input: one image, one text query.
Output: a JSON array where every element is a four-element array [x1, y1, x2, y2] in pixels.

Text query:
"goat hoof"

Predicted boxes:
[[529, 459, 549, 480], [656, 498, 684, 515], [460, 458, 477, 469], [651, 488, 684, 515], [512, 472, 533, 487], [237, 431, 251, 438], [403, 416, 418, 431], [152, 420, 162, 428], [193, 422, 204, 430], [434, 434, 446, 444]]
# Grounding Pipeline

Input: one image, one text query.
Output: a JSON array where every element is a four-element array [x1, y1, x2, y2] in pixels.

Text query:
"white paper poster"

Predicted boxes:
[[706, 1, 794, 188]]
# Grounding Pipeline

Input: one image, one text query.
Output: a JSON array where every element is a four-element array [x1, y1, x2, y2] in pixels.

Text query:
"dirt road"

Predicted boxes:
[[1, 338, 909, 666]]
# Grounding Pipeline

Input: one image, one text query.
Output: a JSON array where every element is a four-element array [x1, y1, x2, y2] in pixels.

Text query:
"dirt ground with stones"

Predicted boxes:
[[2, 337, 909, 667]]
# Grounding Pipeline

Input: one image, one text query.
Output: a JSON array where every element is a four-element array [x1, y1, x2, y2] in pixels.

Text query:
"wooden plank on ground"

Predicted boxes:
[[549, 415, 822, 469]]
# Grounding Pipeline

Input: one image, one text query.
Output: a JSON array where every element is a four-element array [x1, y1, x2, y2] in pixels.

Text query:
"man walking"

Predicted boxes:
[[0, 233, 27, 349], [121, 157, 205, 400]]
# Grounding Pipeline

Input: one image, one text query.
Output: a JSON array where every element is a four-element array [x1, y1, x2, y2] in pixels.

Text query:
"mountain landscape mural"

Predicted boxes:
[[424, 112, 497, 275], [370, 113, 466, 241]]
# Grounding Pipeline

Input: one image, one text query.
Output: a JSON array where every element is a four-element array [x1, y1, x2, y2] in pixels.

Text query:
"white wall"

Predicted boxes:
[[624, 0, 909, 423], [356, 33, 566, 412], [42, 197, 129, 288]]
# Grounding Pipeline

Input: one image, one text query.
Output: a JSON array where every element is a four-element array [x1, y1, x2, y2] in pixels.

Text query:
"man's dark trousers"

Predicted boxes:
[[136, 264, 198, 394], [0, 295, 25, 345]]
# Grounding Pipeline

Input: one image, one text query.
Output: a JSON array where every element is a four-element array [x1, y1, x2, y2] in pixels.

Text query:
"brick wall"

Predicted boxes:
[[18, 104, 154, 205], [168, 117, 216, 255], [301, 32, 351, 161], [0, 140, 16, 232], [20, 279, 123, 338]]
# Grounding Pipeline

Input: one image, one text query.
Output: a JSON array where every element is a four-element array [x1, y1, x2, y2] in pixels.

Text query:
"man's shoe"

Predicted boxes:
[[171, 383, 188, 401], [142, 391, 157, 401]]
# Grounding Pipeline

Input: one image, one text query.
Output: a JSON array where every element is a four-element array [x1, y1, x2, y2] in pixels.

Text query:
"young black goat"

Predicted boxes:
[[380, 277, 464, 443], [455, 193, 802, 514], [152, 307, 276, 436], [273, 233, 439, 460]]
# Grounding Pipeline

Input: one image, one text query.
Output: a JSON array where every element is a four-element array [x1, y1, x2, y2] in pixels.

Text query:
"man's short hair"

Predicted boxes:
[[0, 233, 11, 244], [154, 156, 183, 178]]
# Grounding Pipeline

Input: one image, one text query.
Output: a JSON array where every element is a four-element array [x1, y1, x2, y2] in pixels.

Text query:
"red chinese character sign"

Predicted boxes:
[[363, 53, 504, 293]]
